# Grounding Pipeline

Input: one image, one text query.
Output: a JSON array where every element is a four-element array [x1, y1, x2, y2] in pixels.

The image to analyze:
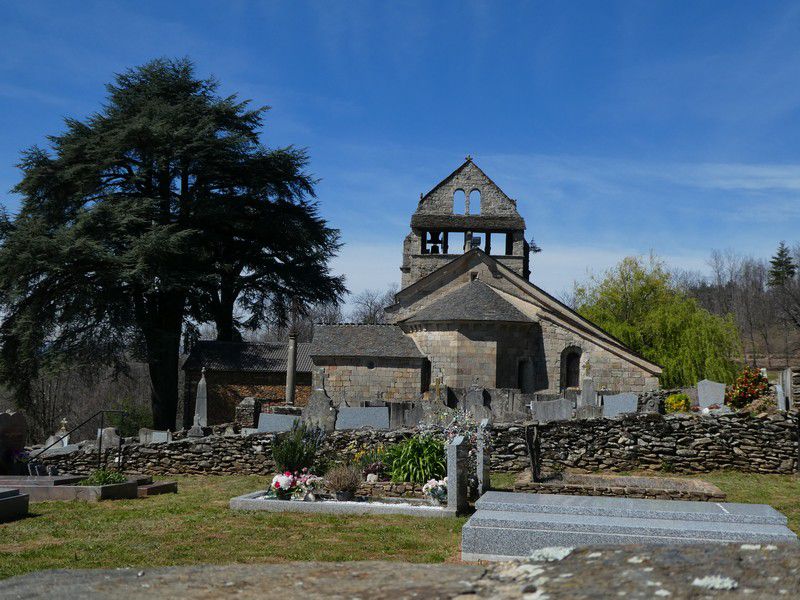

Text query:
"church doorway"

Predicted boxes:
[[560, 346, 582, 390], [517, 358, 534, 393]]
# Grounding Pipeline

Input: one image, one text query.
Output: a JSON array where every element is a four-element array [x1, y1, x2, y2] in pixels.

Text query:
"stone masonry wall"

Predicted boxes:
[[36, 411, 799, 477], [538, 320, 659, 394], [409, 323, 542, 390], [312, 357, 425, 404], [417, 160, 518, 216]]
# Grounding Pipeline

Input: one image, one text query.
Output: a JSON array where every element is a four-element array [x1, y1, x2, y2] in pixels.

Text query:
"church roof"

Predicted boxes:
[[182, 340, 313, 373], [402, 279, 533, 324], [390, 249, 662, 375], [310, 324, 425, 359]]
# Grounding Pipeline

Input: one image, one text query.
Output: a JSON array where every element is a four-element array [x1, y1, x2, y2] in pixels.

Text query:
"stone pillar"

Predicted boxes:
[[285, 333, 298, 405], [447, 435, 469, 515], [476, 418, 491, 496], [195, 367, 208, 427]]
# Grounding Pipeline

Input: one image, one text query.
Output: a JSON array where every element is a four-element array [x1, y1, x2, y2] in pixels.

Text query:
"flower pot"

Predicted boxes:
[[335, 490, 354, 501]]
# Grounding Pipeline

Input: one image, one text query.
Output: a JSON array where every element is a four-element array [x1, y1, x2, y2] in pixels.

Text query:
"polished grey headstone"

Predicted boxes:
[[257, 413, 299, 433], [462, 491, 798, 561], [462, 514, 797, 562], [335, 407, 389, 430], [475, 492, 787, 525]]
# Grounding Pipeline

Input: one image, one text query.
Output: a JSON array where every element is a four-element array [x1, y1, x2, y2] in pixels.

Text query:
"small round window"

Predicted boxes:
[[367, 361, 376, 370]]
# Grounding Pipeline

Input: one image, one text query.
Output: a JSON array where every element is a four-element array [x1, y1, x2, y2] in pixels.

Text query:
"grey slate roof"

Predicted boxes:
[[403, 280, 533, 324], [182, 340, 313, 373], [310, 324, 425, 359]]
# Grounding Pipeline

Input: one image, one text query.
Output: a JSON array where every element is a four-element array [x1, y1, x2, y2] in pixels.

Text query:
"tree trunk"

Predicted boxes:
[[214, 280, 239, 342], [140, 291, 185, 431]]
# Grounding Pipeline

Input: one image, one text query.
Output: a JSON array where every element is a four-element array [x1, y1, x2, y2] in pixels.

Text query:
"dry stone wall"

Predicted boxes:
[[491, 411, 799, 474], [35, 411, 799, 476]]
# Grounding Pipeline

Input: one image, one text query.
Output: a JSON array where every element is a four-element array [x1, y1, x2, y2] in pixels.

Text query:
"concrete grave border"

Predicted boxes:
[[229, 491, 457, 518]]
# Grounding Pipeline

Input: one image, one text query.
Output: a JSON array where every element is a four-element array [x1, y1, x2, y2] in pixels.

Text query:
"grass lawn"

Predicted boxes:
[[1, 471, 797, 580], [0, 476, 464, 580], [490, 470, 800, 534]]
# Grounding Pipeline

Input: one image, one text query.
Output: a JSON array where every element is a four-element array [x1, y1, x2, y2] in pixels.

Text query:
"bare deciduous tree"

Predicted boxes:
[[349, 285, 399, 324]]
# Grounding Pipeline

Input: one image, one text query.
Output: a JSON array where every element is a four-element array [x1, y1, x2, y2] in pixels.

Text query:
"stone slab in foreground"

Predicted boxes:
[[462, 491, 798, 561], [2, 546, 800, 599]]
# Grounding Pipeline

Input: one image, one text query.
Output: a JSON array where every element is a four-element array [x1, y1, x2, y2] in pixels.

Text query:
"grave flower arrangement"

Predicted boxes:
[[725, 366, 769, 410], [422, 477, 448, 505], [269, 468, 324, 501]]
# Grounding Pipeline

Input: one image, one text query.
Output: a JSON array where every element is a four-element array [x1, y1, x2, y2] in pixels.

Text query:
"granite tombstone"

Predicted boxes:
[[257, 413, 299, 433], [697, 379, 726, 409], [602, 393, 639, 418], [335, 407, 389, 430]]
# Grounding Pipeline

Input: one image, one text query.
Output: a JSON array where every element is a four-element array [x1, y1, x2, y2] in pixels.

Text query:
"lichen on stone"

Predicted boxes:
[[691, 575, 738, 590], [529, 547, 573, 562]]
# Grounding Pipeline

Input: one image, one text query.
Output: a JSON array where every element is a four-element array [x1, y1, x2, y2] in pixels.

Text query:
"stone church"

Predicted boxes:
[[309, 158, 661, 408]]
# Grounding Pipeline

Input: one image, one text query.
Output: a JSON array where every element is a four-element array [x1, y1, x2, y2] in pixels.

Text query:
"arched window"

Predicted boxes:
[[469, 189, 481, 214], [453, 189, 466, 214], [560, 346, 582, 389]]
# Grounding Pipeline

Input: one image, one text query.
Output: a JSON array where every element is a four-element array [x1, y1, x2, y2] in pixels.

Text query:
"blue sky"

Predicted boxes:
[[2, 1, 800, 301]]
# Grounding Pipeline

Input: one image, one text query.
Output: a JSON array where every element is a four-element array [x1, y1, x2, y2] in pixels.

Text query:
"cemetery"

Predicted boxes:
[[2, 167, 800, 590], [1, 327, 800, 595], [0, 89, 798, 597]]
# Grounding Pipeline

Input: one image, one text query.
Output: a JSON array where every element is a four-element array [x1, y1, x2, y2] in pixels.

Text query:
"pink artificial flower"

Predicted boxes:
[[275, 482, 281, 488]]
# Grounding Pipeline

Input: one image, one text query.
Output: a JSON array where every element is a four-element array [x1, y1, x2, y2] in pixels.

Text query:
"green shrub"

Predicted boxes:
[[384, 435, 446, 484], [272, 422, 324, 473], [79, 469, 127, 486], [665, 393, 691, 413]]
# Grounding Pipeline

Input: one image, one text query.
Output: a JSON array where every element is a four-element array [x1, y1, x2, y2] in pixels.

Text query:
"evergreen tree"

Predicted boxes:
[[768, 241, 796, 287], [0, 58, 345, 429]]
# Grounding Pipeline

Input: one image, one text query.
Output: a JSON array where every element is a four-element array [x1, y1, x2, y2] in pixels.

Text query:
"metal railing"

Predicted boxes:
[[31, 409, 128, 471]]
